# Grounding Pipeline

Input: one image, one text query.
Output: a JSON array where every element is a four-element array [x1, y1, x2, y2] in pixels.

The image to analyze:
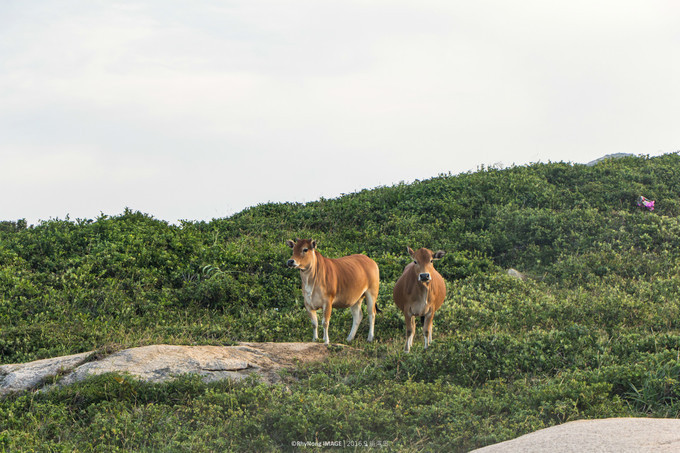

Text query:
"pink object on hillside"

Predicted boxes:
[[637, 196, 655, 211]]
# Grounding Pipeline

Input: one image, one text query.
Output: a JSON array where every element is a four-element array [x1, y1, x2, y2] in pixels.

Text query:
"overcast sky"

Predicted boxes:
[[1, 1, 678, 225]]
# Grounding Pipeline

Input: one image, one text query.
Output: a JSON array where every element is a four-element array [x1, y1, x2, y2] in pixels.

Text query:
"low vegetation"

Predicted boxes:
[[2, 153, 680, 451]]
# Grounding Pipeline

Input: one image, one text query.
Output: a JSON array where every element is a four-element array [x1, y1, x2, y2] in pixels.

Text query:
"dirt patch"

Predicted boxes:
[[239, 342, 335, 368]]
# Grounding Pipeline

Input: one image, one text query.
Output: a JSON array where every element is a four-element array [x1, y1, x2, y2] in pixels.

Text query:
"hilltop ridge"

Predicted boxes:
[[2, 152, 680, 451]]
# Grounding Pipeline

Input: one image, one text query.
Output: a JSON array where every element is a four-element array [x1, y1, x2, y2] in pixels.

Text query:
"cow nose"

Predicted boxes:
[[419, 273, 431, 282], [287, 259, 296, 268]]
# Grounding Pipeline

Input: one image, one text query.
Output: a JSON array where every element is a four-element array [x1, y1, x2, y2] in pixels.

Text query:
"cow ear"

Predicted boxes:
[[311, 240, 317, 249], [407, 247, 416, 259], [286, 240, 296, 249], [433, 250, 445, 260]]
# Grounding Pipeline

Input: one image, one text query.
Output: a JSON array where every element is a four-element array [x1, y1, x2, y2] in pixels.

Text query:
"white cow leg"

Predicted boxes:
[[423, 312, 434, 350], [322, 303, 333, 345], [307, 309, 319, 342], [365, 293, 376, 342], [346, 302, 363, 342], [405, 314, 416, 353]]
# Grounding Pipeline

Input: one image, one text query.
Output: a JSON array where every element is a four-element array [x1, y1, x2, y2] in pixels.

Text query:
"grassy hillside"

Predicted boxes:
[[2, 153, 680, 451]]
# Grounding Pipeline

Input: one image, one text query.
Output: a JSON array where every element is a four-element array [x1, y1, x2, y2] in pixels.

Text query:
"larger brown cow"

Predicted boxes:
[[393, 247, 446, 352], [286, 239, 380, 344]]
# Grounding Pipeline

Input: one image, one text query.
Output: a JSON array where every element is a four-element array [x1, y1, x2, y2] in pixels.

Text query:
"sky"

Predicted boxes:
[[1, 0, 678, 225]]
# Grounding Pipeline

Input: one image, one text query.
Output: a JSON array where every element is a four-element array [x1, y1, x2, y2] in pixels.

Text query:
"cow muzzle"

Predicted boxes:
[[287, 259, 298, 268], [418, 273, 431, 283]]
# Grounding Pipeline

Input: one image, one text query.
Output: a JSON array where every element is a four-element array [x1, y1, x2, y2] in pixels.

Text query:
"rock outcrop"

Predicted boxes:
[[1, 342, 333, 396], [506, 268, 527, 281], [0, 351, 92, 395], [586, 153, 634, 166], [472, 418, 680, 452]]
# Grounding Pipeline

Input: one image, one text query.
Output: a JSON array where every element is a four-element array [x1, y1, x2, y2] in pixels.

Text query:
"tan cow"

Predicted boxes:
[[286, 238, 380, 345], [393, 247, 446, 352]]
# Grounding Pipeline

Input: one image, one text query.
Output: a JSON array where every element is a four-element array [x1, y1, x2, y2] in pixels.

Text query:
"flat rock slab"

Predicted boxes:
[[472, 418, 680, 453], [0, 351, 93, 395], [1, 342, 333, 396]]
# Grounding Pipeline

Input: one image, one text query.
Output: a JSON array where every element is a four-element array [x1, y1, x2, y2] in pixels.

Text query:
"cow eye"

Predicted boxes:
[[303, 248, 309, 253]]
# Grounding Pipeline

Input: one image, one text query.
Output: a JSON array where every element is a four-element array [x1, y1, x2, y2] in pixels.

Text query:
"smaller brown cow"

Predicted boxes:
[[393, 247, 446, 352], [286, 239, 380, 345]]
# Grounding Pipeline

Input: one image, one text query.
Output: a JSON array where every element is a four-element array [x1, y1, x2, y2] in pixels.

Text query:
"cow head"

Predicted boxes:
[[286, 238, 317, 270], [408, 247, 445, 285]]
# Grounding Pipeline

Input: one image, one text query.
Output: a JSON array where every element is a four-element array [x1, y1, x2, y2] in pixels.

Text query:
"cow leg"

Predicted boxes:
[[423, 312, 435, 350], [322, 301, 333, 345], [365, 291, 376, 342], [404, 314, 416, 353], [307, 308, 319, 342], [346, 302, 363, 342]]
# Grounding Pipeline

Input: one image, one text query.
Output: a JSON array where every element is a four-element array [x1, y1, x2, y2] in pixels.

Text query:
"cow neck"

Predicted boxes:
[[300, 250, 322, 291]]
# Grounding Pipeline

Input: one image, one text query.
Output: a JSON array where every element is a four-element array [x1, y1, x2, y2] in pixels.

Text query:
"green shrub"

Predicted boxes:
[[2, 153, 680, 450]]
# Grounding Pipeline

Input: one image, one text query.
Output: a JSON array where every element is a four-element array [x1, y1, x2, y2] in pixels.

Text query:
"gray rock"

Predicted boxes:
[[1, 342, 333, 396], [471, 418, 680, 452], [586, 153, 634, 166], [507, 268, 527, 281], [0, 351, 92, 395]]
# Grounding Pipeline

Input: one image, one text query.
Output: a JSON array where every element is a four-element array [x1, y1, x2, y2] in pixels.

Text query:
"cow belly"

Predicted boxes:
[[303, 288, 365, 311], [332, 286, 368, 308]]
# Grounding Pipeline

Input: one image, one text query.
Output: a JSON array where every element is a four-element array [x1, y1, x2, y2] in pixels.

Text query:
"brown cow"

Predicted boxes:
[[286, 239, 380, 344], [393, 247, 446, 352]]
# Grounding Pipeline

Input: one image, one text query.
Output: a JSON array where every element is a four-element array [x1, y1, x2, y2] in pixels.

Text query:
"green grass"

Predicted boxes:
[[2, 153, 680, 451]]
